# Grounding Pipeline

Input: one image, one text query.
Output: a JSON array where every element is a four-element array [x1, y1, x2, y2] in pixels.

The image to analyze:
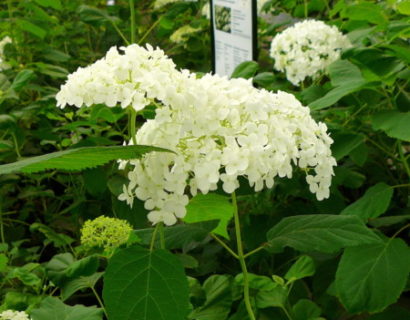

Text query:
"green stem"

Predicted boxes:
[[129, 0, 136, 43], [210, 233, 239, 259], [150, 223, 161, 251], [91, 286, 108, 318], [11, 133, 21, 159], [0, 204, 5, 244], [232, 192, 256, 320], [158, 222, 165, 249], [280, 306, 293, 320], [129, 108, 137, 145], [391, 184, 410, 189], [303, 0, 308, 18], [391, 223, 410, 240], [138, 19, 160, 45], [110, 20, 130, 45], [243, 244, 267, 259]]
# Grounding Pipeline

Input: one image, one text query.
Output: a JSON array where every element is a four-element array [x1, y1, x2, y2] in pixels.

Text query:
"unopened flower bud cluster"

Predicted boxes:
[[80, 216, 132, 250], [270, 20, 351, 86], [57, 44, 336, 226], [0, 310, 31, 320]]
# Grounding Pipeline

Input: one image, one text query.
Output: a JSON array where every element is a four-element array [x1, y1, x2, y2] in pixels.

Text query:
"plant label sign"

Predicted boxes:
[[211, 0, 257, 77]]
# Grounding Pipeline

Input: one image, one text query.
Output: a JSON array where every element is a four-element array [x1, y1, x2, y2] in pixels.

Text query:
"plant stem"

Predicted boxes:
[[129, 0, 136, 43], [303, 0, 308, 18], [138, 19, 160, 45], [0, 203, 5, 244], [110, 20, 130, 45], [91, 286, 108, 318], [150, 223, 161, 251], [243, 244, 267, 259], [210, 233, 238, 259], [129, 108, 137, 145], [232, 192, 256, 320], [158, 222, 165, 249]]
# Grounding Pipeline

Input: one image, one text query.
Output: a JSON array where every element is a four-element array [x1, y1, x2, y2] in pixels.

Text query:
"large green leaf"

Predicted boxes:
[[0, 145, 169, 174], [266, 215, 381, 253], [61, 272, 104, 301], [230, 61, 259, 79], [284, 255, 315, 283], [31, 297, 103, 320], [184, 193, 234, 239], [134, 221, 218, 250], [103, 246, 190, 320], [328, 60, 363, 87], [341, 183, 393, 221], [335, 238, 410, 313], [372, 111, 410, 141]]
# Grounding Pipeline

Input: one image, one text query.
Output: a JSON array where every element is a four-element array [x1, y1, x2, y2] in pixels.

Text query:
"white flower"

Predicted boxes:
[[270, 19, 351, 85], [57, 43, 337, 227], [0, 310, 31, 320]]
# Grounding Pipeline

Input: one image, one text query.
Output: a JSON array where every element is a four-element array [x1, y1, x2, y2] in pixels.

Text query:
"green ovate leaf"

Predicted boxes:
[[61, 272, 104, 301], [341, 183, 393, 220], [266, 215, 381, 253], [0, 145, 170, 174], [372, 111, 410, 141], [184, 193, 234, 238], [31, 297, 103, 320], [292, 299, 322, 320], [230, 61, 259, 79], [103, 246, 190, 320], [328, 60, 363, 87], [285, 255, 315, 283], [336, 238, 410, 313]]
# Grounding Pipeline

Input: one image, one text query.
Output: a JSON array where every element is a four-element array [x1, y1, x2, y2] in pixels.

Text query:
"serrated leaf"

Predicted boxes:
[[341, 183, 393, 221], [134, 220, 218, 250], [184, 193, 234, 239], [372, 111, 410, 141], [266, 215, 381, 253], [31, 297, 103, 320], [336, 238, 410, 313], [0, 145, 170, 174], [230, 61, 259, 79], [103, 246, 190, 320]]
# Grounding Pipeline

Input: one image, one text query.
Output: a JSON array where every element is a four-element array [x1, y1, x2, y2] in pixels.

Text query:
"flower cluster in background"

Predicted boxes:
[[57, 44, 336, 226], [80, 216, 132, 250], [0, 310, 31, 320], [0, 36, 12, 71], [270, 20, 351, 86]]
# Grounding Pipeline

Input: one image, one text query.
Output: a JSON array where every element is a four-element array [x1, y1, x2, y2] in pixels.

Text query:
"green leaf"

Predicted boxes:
[[0, 145, 170, 174], [0, 253, 8, 272], [61, 272, 104, 301], [103, 246, 190, 320], [34, 0, 62, 10], [266, 214, 381, 253], [184, 193, 234, 239], [30, 222, 74, 248], [31, 297, 103, 320], [134, 221, 218, 250], [46, 253, 99, 287], [253, 72, 275, 87], [372, 111, 410, 141], [230, 61, 259, 79], [10, 70, 35, 92], [284, 255, 315, 283], [341, 183, 393, 221], [292, 299, 321, 320], [309, 80, 366, 110], [17, 19, 47, 39], [189, 275, 233, 320], [328, 60, 363, 87], [336, 238, 410, 313], [397, 0, 410, 15], [331, 133, 365, 160], [343, 2, 387, 25]]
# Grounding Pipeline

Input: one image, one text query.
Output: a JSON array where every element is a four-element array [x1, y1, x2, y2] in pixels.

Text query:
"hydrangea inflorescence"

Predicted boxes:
[[0, 310, 31, 320], [80, 216, 132, 250], [57, 44, 336, 226], [0, 36, 12, 71], [270, 19, 351, 86]]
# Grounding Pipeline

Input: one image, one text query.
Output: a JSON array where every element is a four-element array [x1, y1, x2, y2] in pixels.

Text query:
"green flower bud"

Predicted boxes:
[[80, 216, 132, 250]]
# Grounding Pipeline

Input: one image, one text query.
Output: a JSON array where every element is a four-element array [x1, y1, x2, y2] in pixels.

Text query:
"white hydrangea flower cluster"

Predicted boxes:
[[56, 43, 336, 227], [0, 310, 31, 320], [121, 74, 336, 226], [0, 36, 12, 71], [270, 20, 351, 86], [56, 44, 194, 112]]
